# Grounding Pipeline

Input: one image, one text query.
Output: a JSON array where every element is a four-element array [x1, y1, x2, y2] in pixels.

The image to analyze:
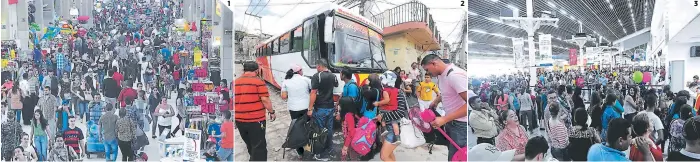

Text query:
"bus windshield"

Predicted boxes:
[[331, 17, 387, 71]]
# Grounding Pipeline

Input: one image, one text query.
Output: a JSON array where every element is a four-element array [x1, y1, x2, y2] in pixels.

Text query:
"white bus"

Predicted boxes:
[[253, 3, 388, 101]]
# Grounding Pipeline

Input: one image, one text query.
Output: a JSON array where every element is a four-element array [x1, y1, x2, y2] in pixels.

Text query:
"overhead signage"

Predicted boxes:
[[539, 34, 552, 60], [512, 38, 524, 68]]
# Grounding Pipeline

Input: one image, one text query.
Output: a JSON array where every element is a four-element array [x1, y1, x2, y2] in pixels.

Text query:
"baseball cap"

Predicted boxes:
[[468, 143, 515, 161], [290, 64, 302, 73]]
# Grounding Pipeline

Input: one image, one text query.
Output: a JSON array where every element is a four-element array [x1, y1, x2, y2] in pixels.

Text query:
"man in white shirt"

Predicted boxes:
[[638, 92, 665, 145], [19, 73, 30, 97]]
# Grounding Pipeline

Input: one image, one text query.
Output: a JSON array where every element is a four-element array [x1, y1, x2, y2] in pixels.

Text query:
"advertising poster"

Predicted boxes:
[[184, 129, 202, 160]]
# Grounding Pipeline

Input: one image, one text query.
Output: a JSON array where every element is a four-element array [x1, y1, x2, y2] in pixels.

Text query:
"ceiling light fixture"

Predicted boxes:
[[490, 0, 498, 2], [609, 4, 614, 10], [547, 1, 556, 8], [559, 9, 567, 15]]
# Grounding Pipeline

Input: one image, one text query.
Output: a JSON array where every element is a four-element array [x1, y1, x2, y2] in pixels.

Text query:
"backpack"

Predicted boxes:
[[511, 93, 520, 110], [340, 82, 363, 118], [281, 115, 311, 158], [351, 116, 378, 156], [308, 118, 329, 155], [351, 89, 380, 156]]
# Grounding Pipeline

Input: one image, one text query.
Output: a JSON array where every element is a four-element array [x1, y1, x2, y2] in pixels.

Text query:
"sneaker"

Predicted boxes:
[[314, 154, 330, 161]]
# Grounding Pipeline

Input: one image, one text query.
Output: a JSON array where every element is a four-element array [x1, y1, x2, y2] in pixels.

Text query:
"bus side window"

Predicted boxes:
[[291, 26, 303, 52], [303, 18, 319, 66]]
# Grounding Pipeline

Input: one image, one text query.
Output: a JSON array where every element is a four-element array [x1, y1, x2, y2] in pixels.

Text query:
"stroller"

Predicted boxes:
[[85, 103, 105, 159]]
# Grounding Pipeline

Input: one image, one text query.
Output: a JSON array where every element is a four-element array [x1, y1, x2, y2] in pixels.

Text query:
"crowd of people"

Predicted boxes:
[[467, 66, 700, 161], [233, 54, 469, 161], [1, 0, 235, 161]]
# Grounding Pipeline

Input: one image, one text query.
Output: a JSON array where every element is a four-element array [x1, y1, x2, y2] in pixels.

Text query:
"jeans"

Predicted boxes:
[[476, 137, 495, 145], [103, 139, 119, 161], [235, 121, 267, 161], [385, 120, 400, 143], [312, 107, 335, 156], [445, 120, 469, 160], [78, 102, 89, 120], [217, 148, 234, 162], [15, 110, 21, 122], [118, 140, 134, 161], [34, 135, 48, 161]]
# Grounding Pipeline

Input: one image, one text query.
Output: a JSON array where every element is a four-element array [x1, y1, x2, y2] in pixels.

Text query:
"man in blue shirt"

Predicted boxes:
[[588, 118, 653, 161]]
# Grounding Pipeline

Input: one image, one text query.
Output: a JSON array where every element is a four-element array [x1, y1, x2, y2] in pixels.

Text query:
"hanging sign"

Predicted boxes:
[[539, 34, 552, 59], [512, 38, 524, 68], [569, 48, 577, 65]]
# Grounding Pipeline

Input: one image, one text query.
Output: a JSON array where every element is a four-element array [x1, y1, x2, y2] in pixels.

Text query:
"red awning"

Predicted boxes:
[[77, 16, 90, 21]]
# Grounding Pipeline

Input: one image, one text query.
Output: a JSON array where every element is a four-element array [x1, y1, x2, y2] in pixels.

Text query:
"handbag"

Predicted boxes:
[[399, 117, 426, 148]]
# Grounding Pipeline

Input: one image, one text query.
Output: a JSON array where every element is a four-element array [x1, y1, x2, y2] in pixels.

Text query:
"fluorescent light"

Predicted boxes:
[[490, 0, 498, 2], [470, 29, 488, 33], [492, 33, 507, 38], [559, 9, 567, 15], [547, 1, 556, 8], [486, 17, 502, 23], [468, 40, 475, 44], [609, 4, 614, 9], [570, 16, 576, 21], [507, 5, 518, 11], [468, 11, 478, 15]]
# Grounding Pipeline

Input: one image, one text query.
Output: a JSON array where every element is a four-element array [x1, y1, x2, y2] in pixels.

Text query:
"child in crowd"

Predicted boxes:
[[374, 71, 401, 144], [417, 75, 439, 110]]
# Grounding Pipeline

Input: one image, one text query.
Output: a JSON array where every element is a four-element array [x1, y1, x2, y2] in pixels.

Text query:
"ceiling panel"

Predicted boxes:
[[468, 0, 654, 58]]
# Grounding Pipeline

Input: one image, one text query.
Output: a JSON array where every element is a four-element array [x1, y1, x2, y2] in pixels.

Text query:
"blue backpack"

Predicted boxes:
[[510, 93, 520, 110]]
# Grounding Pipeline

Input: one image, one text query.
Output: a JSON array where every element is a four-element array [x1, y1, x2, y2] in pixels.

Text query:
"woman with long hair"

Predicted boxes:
[[494, 90, 508, 112], [9, 82, 23, 122], [601, 94, 623, 142], [589, 91, 603, 131], [568, 108, 600, 161], [218, 90, 231, 112], [30, 109, 49, 161]]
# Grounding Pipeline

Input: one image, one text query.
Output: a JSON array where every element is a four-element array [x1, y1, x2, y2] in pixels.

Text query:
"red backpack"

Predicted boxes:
[[351, 117, 377, 156]]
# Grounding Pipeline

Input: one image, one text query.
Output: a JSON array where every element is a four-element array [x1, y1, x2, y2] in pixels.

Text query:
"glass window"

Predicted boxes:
[[303, 18, 318, 66], [272, 40, 278, 55], [280, 32, 291, 53], [331, 17, 387, 70], [292, 26, 303, 52]]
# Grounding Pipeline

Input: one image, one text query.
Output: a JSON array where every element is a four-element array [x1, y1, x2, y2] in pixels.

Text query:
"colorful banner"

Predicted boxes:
[[569, 48, 577, 65], [539, 34, 552, 59]]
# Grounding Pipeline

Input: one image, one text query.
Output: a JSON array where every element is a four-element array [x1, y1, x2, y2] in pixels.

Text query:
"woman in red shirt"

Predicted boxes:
[[629, 113, 663, 161]]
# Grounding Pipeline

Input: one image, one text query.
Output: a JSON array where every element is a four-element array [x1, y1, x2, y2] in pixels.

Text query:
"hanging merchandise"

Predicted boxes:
[[194, 49, 202, 67]]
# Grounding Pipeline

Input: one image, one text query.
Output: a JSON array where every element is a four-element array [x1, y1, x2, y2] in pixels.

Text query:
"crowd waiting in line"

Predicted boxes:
[[467, 67, 700, 161]]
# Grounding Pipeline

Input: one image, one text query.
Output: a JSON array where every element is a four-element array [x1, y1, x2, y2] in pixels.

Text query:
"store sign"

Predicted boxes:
[[184, 129, 202, 160], [512, 38, 524, 68], [539, 34, 552, 59], [569, 48, 577, 65]]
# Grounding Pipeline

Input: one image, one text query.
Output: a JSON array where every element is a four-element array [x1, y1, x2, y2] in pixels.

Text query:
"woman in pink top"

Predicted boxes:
[[494, 90, 509, 112]]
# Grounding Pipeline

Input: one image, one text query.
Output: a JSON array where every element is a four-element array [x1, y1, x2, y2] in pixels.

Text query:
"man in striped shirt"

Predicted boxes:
[[55, 49, 67, 78], [233, 61, 275, 161]]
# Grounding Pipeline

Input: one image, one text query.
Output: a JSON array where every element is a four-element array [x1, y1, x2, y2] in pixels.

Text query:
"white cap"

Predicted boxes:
[[468, 143, 515, 161]]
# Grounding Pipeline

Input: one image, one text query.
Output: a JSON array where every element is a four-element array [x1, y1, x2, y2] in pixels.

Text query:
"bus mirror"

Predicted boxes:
[[324, 17, 334, 43]]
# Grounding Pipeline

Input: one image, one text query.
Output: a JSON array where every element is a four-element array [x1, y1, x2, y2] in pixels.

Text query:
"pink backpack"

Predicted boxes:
[[351, 116, 377, 156], [420, 110, 467, 161]]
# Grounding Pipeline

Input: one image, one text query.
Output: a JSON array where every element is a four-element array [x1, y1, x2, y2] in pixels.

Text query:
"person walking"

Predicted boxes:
[[233, 61, 275, 161], [307, 59, 338, 161], [420, 54, 469, 160], [103, 70, 121, 107], [280, 64, 311, 156], [37, 86, 58, 141], [9, 82, 23, 122], [155, 96, 175, 138], [30, 109, 50, 161], [217, 111, 235, 161], [99, 103, 119, 161], [2, 111, 25, 161], [116, 108, 136, 161], [149, 88, 161, 138]]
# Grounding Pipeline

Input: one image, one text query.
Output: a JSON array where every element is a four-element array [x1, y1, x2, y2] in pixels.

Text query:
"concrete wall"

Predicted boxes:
[[384, 33, 426, 71], [665, 42, 700, 92]]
